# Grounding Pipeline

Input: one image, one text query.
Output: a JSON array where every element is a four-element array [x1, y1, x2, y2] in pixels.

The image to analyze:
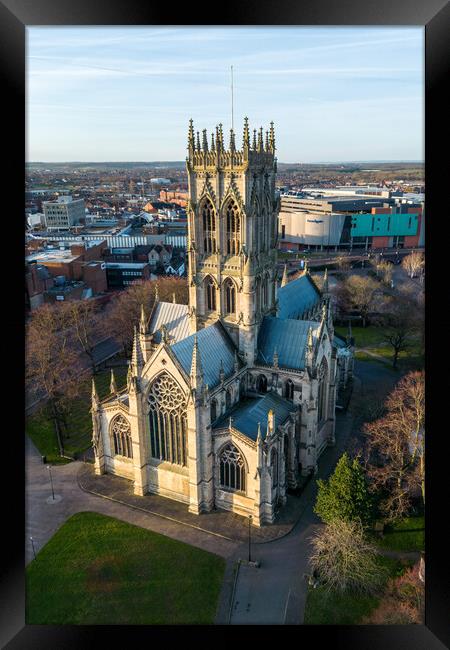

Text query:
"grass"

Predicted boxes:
[[335, 325, 423, 370], [375, 516, 425, 553], [303, 555, 409, 625], [26, 511, 226, 625], [26, 366, 128, 464]]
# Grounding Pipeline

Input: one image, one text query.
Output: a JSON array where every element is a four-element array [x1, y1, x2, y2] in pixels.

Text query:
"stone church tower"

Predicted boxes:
[[185, 118, 279, 365]]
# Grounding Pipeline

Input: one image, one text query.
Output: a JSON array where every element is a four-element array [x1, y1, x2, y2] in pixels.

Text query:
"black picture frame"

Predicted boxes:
[[2, 1, 449, 647]]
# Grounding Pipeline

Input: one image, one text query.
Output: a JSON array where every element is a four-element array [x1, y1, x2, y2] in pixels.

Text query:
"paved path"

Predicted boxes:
[[25, 435, 238, 564]]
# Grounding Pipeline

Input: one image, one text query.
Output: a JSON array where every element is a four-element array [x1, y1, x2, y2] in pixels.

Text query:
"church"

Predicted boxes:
[[91, 119, 354, 526]]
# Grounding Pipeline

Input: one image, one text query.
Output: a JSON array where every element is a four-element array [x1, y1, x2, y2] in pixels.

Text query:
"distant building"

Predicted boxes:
[[43, 196, 85, 230], [25, 239, 108, 295], [25, 263, 54, 310], [105, 261, 151, 289], [278, 193, 424, 251]]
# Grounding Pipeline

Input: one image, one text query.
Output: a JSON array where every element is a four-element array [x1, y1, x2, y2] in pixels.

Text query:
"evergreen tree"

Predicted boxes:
[[314, 453, 373, 526]]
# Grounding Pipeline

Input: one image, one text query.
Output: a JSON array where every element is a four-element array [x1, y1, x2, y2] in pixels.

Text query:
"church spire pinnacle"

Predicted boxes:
[[110, 368, 117, 395], [265, 130, 269, 151], [172, 292, 176, 304], [229, 128, 235, 151], [188, 118, 195, 154], [139, 303, 146, 335], [131, 326, 144, 376], [258, 127, 264, 152], [91, 377, 99, 406], [243, 116, 250, 150], [196, 131, 201, 151], [307, 325, 314, 350], [323, 267, 329, 294], [257, 423, 264, 469], [190, 334, 204, 390], [154, 283, 159, 303], [202, 129, 208, 152], [281, 263, 289, 287], [269, 121, 275, 152], [253, 129, 257, 150]]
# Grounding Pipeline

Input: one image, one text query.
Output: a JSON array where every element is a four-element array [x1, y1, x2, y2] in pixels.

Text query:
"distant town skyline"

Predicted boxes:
[[27, 26, 424, 164]]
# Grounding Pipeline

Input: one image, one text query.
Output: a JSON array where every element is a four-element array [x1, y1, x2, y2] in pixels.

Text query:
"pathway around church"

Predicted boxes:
[[224, 359, 399, 625], [26, 359, 399, 625]]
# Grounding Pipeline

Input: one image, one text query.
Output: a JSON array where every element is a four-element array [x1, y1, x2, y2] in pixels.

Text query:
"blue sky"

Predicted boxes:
[[27, 26, 424, 163]]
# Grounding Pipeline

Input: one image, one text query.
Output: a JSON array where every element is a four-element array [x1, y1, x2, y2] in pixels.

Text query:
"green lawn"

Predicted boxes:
[[26, 366, 128, 464], [26, 512, 226, 625], [335, 325, 423, 370], [303, 555, 409, 625], [375, 516, 425, 553]]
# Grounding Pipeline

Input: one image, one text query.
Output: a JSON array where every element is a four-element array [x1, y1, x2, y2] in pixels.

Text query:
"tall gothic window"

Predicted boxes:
[[148, 373, 187, 466], [271, 449, 278, 488], [225, 201, 240, 255], [219, 443, 246, 492], [317, 358, 328, 426], [285, 379, 294, 401], [256, 374, 267, 393], [205, 276, 216, 311], [111, 415, 133, 458], [224, 278, 236, 315], [262, 276, 269, 308], [210, 398, 217, 423], [202, 199, 216, 254]]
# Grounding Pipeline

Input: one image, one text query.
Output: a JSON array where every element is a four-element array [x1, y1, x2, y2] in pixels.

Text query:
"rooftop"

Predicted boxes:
[[277, 273, 321, 320], [257, 316, 321, 371], [214, 392, 294, 441]]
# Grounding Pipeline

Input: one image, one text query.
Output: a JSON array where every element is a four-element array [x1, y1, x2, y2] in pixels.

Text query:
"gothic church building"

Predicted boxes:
[[92, 119, 353, 526]]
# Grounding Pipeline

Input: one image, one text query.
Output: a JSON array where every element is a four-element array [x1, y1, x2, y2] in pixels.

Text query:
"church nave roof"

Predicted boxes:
[[148, 301, 190, 345], [277, 273, 321, 320], [213, 391, 294, 441], [257, 316, 321, 371], [170, 321, 239, 389]]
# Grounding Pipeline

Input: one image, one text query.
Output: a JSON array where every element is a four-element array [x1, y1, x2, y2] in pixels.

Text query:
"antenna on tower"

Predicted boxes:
[[231, 65, 234, 132]]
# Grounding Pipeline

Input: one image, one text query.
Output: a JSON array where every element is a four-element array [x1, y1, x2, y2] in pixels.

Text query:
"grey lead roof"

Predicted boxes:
[[277, 274, 321, 320], [170, 321, 238, 389], [257, 316, 321, 370], [148, 301, 190, 344], [214, 392, 294, 441]]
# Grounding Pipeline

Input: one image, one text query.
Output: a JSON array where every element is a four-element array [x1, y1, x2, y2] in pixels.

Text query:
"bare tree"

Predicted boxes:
[[364, 371, 425, 520], [402, 251, 424, 279], [363, 562, 424, 624], [62, 299, 104, 374], [377, 261, 393, 287], [26, 304, 83, 456], [107, 277, 188, 355], [376, 294, 420, 369], [335, 274, 381, 327], [335, 255, 351, 272], [309, 518, 386, 594]]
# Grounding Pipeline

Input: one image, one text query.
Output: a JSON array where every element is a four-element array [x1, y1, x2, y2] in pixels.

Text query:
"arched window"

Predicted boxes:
[[271, 449, 278, 488], [224, 278, 236, 315], [256, 374, 267, 393], [111, 414, 133, 458], [210, 398, 217, 423], [219, 443, 246, 492], [262, 276, 269, 308], [205, 276, 216, 311], [285, 379, 294, 401], [225, 388, 232, 410], [202, 199, 216, 254], [225, 201, 240, 255], [148, 373, 187, 466], [317, 358, 328, 425]]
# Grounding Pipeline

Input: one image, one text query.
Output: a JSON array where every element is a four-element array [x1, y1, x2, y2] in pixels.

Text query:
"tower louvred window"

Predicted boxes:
[[224, 278, 236, 315], [226, 200, 240, 255], [206, 276, 216, 311], [202, 199, 216, 254]]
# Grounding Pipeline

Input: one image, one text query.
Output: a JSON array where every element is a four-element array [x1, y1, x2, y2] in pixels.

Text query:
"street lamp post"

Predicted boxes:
[[248, 515, 253, 563], [47, 465, 55, 501], [30, 536, 36, 560]]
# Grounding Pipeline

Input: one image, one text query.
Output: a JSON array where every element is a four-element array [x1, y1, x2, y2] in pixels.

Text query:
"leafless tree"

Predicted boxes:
[[364, 371, 425, 520], [375, 294, 421, 368], [309, 519, 386, 594], [402, 251, 424, 279], [363, 562, 424, 624], [377, 261, 393, 287], [26, 304, 83, 456], [106, 277, 188, 355], [335, 274, 381, 327], [61, 299, 104, 374]]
